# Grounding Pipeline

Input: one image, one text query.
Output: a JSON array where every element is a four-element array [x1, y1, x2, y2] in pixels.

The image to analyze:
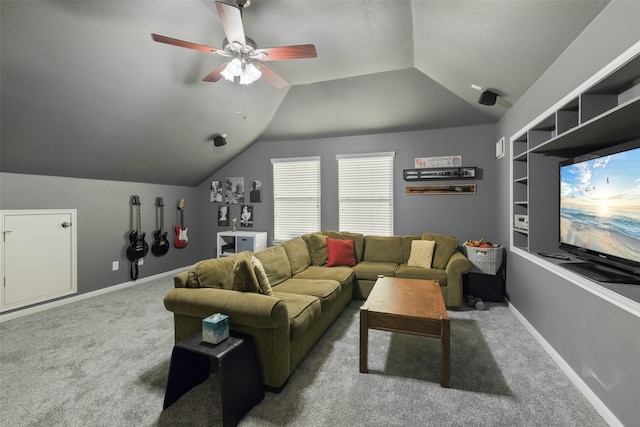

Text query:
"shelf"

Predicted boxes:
[[403, 167, 477, 181], [510, 46, 640, 261], [556, 99, 579, 135], [217, 231, 267, 258], [532, 96, 640, 157], [513, 152, 528, 162]]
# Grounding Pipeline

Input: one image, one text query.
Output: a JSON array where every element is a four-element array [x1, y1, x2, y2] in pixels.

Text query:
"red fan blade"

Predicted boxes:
[[254, 44, 317, 61], [215, 1, 246, 47], [151, 34, 221, 54], [257, 63, 289, 89], [202, 62, 231, 82]]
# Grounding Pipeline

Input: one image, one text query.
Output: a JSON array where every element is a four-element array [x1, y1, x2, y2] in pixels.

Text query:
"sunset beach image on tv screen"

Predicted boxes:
[[560, 147, 640, 263]]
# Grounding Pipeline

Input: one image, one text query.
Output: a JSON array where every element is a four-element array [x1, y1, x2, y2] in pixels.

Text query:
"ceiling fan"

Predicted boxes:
[[151, 0, 317, 89]]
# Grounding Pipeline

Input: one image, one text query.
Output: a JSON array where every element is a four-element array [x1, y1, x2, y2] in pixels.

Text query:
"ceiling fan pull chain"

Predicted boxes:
[[243, 83, 247, 120], [235, 77, 241, 116]]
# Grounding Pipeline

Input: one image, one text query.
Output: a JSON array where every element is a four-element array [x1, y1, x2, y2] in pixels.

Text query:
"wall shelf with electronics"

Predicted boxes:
[[510, 44, 640, 254], [403, 167, 477, 181]]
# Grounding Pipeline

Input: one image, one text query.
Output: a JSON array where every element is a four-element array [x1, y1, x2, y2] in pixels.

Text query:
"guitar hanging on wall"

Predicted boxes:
[[126, 195, 149, 280], [152, 197, 170, 257], [174, 199, 188, 249]]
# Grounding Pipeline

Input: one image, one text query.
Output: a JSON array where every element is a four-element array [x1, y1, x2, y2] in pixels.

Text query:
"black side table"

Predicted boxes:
[[163, 331, 265, 427]]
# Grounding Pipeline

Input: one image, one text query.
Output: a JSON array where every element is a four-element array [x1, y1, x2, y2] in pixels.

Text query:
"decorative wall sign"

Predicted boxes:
[[405, 184, 476, 195], [415, 155, 462, 168]]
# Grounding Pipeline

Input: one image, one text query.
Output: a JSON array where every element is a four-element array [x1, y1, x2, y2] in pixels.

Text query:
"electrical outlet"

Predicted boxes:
[[138, 258, 144, 266], [112, 261, 119, 271]]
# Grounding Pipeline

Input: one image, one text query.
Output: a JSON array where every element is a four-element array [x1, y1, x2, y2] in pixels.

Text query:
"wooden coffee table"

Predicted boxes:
[[359, 277, 451, 387]]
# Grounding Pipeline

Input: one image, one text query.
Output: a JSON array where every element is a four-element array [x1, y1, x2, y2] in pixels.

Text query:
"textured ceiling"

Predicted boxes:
[[1, 0, 609, 186]]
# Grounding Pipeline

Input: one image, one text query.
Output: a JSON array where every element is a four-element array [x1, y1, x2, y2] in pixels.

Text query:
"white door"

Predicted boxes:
[[1, 210, 77, 312]]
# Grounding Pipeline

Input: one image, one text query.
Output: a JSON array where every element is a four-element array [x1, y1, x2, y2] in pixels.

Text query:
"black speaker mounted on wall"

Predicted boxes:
[[478, 90, 498, 106], [213, 134, 227, 147]]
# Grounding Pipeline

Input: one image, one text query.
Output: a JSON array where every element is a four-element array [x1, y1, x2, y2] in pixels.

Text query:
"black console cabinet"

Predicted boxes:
[[463, 268, 506, 302]]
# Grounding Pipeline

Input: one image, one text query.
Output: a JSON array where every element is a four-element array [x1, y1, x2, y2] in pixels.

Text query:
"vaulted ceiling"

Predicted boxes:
[[1, 0, 609, 186]]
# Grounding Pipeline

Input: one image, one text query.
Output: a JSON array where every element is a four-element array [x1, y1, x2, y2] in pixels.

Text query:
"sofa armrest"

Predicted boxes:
[[164, 287, 293, 390], [443, 251, 471, 308], [173, 270, 189, 288], [164, 288, 289, 329], [445, 250, 471, 276]]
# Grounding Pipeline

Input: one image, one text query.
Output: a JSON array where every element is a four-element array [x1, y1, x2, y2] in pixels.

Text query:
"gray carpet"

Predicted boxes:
[[0, 275, 607, 426]]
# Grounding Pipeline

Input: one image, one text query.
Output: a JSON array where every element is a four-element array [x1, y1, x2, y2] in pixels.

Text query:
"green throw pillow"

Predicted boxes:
[[421, 233, 459, 270], [282, 236, 312, 275]]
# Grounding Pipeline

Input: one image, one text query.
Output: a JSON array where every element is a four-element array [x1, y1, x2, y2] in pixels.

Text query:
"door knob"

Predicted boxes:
[[62, 222, 72, 228]]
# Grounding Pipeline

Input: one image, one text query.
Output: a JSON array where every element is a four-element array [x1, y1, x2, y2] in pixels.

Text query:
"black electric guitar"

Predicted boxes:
[[151, 197, 170, 257], [126, 196, 149, 279]]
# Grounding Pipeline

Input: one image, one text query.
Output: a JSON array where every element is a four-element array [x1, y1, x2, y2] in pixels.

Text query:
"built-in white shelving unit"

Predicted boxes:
[[511, 48, 640, 254]]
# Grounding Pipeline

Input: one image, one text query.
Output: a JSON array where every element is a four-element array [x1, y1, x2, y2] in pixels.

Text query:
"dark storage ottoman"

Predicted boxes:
[[463, 270, 506, 302]]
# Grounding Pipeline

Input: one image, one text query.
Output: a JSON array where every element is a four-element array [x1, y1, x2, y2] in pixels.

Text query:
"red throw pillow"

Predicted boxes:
[[326, 238, 356, 267]]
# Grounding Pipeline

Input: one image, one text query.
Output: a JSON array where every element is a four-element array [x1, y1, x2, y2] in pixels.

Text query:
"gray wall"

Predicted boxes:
[[497, 2, 640, 425], [0, 173, 201, 298], [196, 124, 498, 258]]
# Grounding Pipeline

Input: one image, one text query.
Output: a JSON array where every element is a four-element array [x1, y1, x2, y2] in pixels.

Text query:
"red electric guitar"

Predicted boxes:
[[174, 199, 188, 248]]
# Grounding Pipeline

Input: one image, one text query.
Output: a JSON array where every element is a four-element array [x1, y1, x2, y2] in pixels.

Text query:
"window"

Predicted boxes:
[[272, 157, 321, 242], [337, 152, 395, 235]]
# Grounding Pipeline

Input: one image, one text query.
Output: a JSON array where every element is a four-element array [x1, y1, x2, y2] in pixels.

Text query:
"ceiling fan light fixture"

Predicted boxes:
[[222, 58, 260, 85], [245, 62, 261, 81], [221, 58, 242, 81]]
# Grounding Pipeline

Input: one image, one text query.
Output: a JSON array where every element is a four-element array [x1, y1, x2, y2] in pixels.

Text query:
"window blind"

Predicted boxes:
[[272, 157, 321, 242], [338, 152, 394, 236]]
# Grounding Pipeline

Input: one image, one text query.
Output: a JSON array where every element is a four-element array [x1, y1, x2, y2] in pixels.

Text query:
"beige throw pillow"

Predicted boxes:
[[407, 240, 436, 269], [251, 255, 273, 296]]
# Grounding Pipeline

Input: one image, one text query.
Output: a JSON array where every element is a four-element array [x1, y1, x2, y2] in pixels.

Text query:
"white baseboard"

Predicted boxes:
[[0, 266, 188, 323], [508, 302, 622, 427]]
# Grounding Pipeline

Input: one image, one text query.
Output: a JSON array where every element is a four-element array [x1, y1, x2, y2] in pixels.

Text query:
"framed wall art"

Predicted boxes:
[[240, 204, 253, 227], [217, 205, 229, 226]]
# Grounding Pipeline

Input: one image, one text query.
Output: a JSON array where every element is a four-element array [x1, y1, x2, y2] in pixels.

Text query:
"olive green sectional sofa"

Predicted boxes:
[[163, 230, 470, 391]]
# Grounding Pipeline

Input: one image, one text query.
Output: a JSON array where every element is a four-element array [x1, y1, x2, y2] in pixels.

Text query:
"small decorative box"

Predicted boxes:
[[202, 313, 229, 344]]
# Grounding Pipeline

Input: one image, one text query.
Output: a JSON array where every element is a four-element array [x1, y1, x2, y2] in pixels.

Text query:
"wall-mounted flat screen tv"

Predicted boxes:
[[559, 144, 640, 283]]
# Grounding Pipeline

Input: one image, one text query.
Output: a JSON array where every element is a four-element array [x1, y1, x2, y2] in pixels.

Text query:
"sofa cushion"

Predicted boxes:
[[254, 246, 292, 286], [273, 292, 321, 339], [326, 238, 356, 267], [363, 236, 404, 264], [281, 237, 312, 275], [189, 252, 259, 292], [421, 233, 459, 269], [321, 230, 365, 263], [251, 255, 273, 296], [395, 264, 447, 285], [407, 240, 436, 269], [352, 261, 398, 281], [292, 265, 354, 289], [272, 278, 342, 310], [307, 233, 328, 266]]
